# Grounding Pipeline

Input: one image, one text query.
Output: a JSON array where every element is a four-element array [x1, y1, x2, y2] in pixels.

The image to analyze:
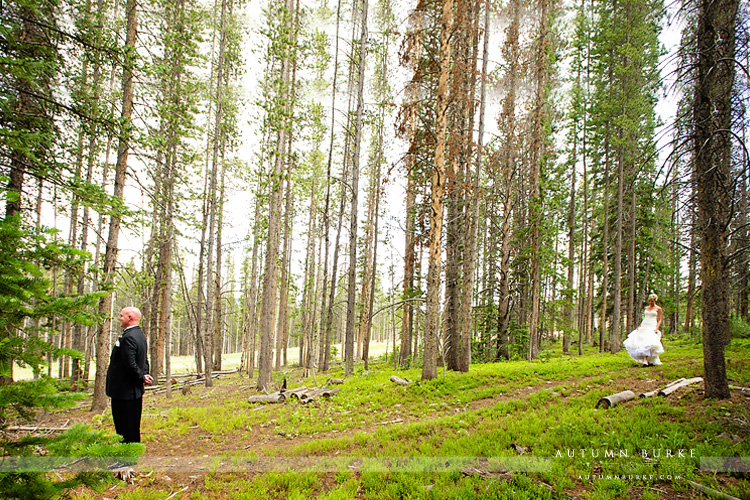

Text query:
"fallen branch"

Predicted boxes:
[[5, 425, 70, 432], [640, 378, 686, 398], [686, 480, 742, 500], [658, 377, 703, 397], [461, 467, 512, 480], [595, 390, 635, 409], [378, 418, 404, 425], [390, 375, 409, 386], [166, 486, 189, 500]]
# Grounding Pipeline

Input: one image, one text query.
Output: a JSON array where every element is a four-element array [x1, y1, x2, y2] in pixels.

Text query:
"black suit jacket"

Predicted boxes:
[[106, 325, 150, 400]]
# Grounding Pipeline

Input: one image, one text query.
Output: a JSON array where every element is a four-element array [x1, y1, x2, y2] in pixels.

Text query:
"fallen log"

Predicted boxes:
[[595, 390, 635, 409], [300, 387, 340, 404], [658, 377, 703, 397], [640, 377, 686, 398], [321, 387, 340, 398], [247, 392, 285, 404], [283, 386, 309, 399], [390, 375, 409, 386]]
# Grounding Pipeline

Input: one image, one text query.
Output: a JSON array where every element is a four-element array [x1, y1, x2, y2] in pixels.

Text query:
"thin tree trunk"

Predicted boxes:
[[496, 0, 521, 360], [528, 0, 550, 361], [565, 127, 576, 354], [459, 0, 489, 373], [318, 0, 344, 372], [599, 124, 612, 352], [275, 171, 293, 370], [344, 0, 369, 376], [91, 0, 137, 411], [611, 149, 624, 354]]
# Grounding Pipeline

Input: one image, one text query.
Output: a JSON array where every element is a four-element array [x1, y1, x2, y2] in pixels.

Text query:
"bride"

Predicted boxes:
[[623, 293, 665, 366]]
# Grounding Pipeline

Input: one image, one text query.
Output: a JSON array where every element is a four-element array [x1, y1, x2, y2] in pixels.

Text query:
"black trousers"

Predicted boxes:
[[111, 398, 143, 444]]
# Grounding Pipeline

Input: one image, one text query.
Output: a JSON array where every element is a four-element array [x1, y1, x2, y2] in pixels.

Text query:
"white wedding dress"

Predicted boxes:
[[623, 309, 664, 365]]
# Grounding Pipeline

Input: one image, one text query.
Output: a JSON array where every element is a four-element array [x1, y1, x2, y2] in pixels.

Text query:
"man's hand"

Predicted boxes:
[[144, 374, 154, 385]]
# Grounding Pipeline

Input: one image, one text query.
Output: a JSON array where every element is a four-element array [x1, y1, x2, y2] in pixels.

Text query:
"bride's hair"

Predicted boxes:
[[648, 293, 658, 302]]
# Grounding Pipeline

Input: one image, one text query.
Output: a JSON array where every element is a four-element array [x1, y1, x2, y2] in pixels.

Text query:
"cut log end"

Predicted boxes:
[[595, 390, 635, 409]]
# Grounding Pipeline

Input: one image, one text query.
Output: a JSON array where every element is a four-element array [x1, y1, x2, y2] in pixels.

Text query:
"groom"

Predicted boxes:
[[106, 307, 153, 443]]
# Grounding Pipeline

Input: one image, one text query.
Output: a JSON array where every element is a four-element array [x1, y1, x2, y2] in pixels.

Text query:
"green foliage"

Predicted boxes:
[[0, 218, 133, 500], [0, 219, 105, 378], [0, 425, 143, 500], [730, 316, 750, 339]]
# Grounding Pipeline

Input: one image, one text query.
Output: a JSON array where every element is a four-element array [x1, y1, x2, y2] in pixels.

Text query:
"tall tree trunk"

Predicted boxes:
[[496, 0, 521, 360], [423, 0, 453, 381], [318, 0, 344, 372], [599, 122, 612, 352], [694, 0, 737, 399], [626, 181, 637, 334], [565, 127, 576, 354], [344, 0, 369, 376], [275, 171, 293, 370], [611, 150, 624, 354], [302, 179, 318, 375], [528, 0, 551, 361], [92, 0, 137, 411], [213, 159, 227, 371], [400, 170, 416, 367], [258, 0, 296, 391], [459, 0, 489, 373]]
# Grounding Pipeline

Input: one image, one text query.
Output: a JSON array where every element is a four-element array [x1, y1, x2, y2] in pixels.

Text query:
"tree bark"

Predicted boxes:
[[694, 0, 738, 400], [344, 0, 369, 376], [423, 0, 453, 381], [458, 0, 488, 374], [496, 0, 521, 361], [92, 0, 137, 411]]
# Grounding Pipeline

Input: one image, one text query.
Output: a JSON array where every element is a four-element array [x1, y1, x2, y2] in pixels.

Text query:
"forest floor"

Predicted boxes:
[[11, 338, 750, 499]]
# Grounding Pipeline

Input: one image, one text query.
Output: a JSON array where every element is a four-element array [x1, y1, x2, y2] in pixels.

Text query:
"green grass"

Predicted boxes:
[[74, 338, 750, 499]]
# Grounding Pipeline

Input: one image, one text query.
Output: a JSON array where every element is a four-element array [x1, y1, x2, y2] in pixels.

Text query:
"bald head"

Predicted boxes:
[[119, 307, 142, 329]]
